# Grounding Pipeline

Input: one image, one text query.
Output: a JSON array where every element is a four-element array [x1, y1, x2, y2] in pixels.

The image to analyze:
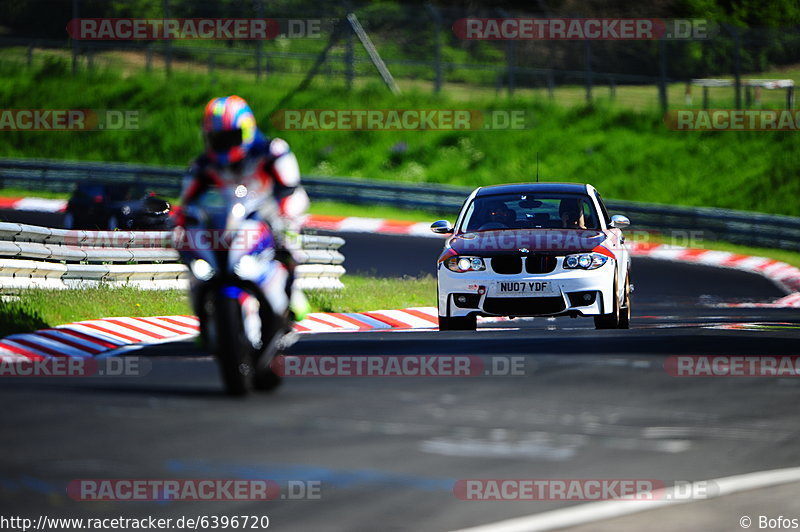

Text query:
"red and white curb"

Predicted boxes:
[[294, 307, 439, 333], [302, 214, 437, 238], [0, 196, 68, 212], [0, 315, 200, 361], [628, 241, 800, 307], [0, 308, 446, 361]]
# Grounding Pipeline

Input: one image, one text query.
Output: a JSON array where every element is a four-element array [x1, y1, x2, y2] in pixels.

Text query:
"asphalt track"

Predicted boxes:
[[1, 214, 800, 531]]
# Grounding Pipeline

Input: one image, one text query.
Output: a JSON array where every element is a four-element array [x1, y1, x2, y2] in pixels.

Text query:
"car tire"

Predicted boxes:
[[594, 275, 620, 330], [439, 314, 477, 331], [617, 276, 631, 329]]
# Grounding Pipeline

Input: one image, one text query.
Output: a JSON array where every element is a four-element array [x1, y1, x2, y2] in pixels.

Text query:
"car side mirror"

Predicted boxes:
[[609, 214, 630, 228], [430, 220, 454, 234], [144, 196, 171, 214]]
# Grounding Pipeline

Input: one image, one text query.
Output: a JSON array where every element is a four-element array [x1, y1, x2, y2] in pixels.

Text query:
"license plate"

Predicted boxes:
[[494, 280, 554, 296]]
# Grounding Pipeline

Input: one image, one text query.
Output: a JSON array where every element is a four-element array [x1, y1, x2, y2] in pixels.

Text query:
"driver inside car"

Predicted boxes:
[[486, 202, 515, 227]]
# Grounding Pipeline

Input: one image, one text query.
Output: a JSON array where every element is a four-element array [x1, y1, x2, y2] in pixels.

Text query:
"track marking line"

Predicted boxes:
[[449, 466, 800, 532]]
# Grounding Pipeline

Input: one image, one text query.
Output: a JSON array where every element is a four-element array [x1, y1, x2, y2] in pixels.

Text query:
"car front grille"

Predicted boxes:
[[483, 296, 566, 315], [490, 256, 522, 274], [489, 255, 557, 275], [525, 255, 558, 274]]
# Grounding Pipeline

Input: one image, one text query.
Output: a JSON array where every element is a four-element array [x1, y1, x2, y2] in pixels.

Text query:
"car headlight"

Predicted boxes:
[[563, 252, 610, 270], [444, 256, 486, 273], [190, 258, 215, 281]]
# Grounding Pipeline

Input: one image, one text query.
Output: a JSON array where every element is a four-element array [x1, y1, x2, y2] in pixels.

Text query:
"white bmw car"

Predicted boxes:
[[432, 183, 631, 331]]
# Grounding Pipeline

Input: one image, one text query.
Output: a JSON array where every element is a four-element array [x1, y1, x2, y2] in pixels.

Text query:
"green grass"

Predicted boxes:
[[0, 286, 191, 337], [307, 200, 448, 222], [0, 57, 799, 217], [0, 187, 73, 199], [306, 275, 436, 313], [0, 275, 437, 336]]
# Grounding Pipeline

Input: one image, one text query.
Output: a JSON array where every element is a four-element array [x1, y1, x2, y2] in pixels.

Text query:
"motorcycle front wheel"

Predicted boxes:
[[209, 295, 256, 396]]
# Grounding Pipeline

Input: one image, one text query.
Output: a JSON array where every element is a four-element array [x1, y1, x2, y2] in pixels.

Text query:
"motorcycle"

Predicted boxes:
[[174, 183, 291, 395]]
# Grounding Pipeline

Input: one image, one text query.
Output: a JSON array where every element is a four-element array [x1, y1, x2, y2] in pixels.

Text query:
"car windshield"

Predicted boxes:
[[460, 192, 601, 232]]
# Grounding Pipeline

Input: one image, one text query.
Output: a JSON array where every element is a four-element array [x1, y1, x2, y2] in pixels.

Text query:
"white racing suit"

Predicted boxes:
[[176, 135, 310, 318]]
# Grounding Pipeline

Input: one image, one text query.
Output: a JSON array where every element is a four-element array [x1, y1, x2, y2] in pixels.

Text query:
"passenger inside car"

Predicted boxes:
[[559, 198, 587, 229]]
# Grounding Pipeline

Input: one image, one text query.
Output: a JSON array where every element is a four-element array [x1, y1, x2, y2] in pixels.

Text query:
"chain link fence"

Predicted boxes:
[[1, 2, 799, 110]]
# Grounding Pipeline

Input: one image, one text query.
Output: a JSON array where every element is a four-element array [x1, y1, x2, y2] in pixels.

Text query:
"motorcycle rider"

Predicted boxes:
[[173, 95, 310, 319]]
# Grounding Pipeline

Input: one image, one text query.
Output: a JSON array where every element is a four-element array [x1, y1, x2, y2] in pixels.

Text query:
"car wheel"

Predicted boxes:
[[617, 276, 631, 329], [594, 275, 620, 330], [439, 314, 477, 331]]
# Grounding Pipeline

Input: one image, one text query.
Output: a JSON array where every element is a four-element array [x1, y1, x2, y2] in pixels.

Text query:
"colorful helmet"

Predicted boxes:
[[202, 95, 258, 166]]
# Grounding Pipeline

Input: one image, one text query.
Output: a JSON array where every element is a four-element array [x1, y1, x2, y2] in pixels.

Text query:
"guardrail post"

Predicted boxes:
[[146, 43, 153, 72], [345, 19, 354, 89], [787, 86, 794, 109], [26, 44, 33, 67], [584, 39, 593, 104], [702, 86, 709, 109], [254, 0, 264, 81], [71, 0, 79, 74], [429, 4, 443, 94], [507, 41, 516, 96], [658, 37, 668, 113], [497, 9, 515, 97], [547, 70, 555, 101], [732, 26, 742, 109], [163, 0, 172, 77]]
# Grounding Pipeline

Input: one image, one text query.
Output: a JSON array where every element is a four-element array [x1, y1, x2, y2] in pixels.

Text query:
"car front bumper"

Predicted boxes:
[[437, 258, 616, 318]]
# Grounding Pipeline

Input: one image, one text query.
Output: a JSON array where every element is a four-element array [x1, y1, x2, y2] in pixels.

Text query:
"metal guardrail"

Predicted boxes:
[[0, 221, 345, 290], [1, 158, 799, 251]]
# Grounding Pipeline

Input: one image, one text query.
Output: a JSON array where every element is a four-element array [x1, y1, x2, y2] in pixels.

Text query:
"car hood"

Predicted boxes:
[[442, 229, 616, 259]]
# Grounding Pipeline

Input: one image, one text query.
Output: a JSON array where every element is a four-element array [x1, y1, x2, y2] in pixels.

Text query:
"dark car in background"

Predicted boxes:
[[64, 182, 172, 230]]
